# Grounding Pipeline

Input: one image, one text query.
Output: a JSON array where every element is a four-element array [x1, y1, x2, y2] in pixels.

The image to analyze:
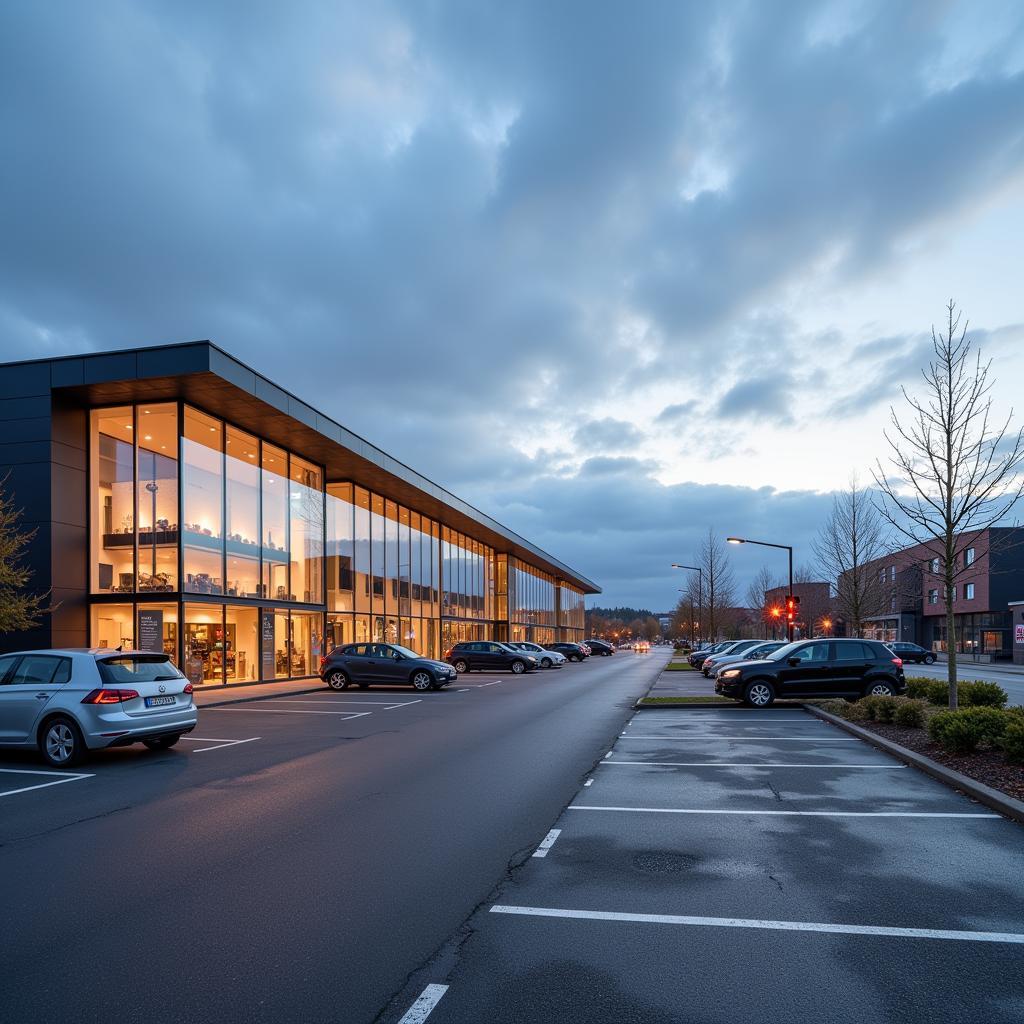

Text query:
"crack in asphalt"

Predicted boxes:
[[767, 779, 784, 801], [0, 804, 135, 847]]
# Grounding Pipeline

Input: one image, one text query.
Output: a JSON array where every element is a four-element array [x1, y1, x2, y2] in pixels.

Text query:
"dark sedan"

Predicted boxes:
[[445, 641, 538, 674], [688, 641, 737, 669], [549, 642, 589, 662], [714, 638, 906, 706], [320, 643, 457, 691], [889, 641, 937, 665], [584, 639, 615, 656]]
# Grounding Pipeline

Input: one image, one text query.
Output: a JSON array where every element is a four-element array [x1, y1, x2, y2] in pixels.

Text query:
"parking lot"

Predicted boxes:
[[0, 652, 665, 1024], [390, 704, 1024, 1023]]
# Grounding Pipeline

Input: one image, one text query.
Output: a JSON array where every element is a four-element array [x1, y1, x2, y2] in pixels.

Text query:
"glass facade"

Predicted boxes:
[[89, 400, 588, 682]]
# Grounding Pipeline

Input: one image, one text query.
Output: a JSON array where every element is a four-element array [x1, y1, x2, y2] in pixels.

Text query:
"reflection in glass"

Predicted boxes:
[[226, 426, 261, 598], [136, 404, 178, 592], [290, 455, 323, 604], [262, 443, 289, 601], [91, 407, 135, 593], [183, 407, 224, 595]]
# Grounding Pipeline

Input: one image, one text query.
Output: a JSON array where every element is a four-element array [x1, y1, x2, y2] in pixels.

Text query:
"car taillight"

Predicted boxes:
[[892, 657, 903, 668], [82, 688, 140, 704], [318, 657, 327, 674], [443, 649, 453, 659], [183, 682, 194, 694]]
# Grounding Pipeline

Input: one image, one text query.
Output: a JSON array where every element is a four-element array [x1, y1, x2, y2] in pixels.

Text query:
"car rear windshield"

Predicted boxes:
[[98, 655, 185, 685]]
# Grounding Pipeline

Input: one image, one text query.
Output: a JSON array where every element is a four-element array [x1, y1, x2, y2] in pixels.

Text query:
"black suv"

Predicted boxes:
[[584, 639, 614, 656], [445, 642, 538, 674], [714, 638, 906, 706], [320, 643, 457, 691], [889, 642, 936, 665], [549, 642, 588, 662]]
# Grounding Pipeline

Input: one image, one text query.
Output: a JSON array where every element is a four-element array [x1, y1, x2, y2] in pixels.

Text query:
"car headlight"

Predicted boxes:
[[721, 669, 742, 679], [527, 656, 537, 663]]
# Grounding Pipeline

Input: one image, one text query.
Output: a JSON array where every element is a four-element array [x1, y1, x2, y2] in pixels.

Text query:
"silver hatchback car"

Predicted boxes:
[[0, 649, 198, 768]]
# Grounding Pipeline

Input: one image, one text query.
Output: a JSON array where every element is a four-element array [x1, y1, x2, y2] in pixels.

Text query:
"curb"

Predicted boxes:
[[197, 685, 327, 709], [635, 701, 737, 710], [803, 704, 1024, 825]]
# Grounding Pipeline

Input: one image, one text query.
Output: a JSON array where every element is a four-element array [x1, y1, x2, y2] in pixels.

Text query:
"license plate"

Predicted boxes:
[[145, 695, 175, 707]]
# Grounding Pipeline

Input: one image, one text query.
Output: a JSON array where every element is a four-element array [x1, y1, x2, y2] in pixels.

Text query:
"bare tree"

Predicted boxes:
[[813, 476, 888, 637], [744, 565, 780, 638], [696, 530, 736, 640], [873, 301, 1024, 706]]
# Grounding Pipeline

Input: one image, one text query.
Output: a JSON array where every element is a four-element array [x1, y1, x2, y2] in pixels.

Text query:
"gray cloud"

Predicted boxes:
[[1, 0, 1022, 606]]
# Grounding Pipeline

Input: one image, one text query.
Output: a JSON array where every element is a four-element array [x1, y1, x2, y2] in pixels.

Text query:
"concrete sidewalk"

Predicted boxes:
[[192, 677, 326, 708]]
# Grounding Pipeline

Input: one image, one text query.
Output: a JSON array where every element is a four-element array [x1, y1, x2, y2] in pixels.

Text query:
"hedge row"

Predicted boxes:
[[904, 676, 1007, 708], [822, 693, 1024, 762]]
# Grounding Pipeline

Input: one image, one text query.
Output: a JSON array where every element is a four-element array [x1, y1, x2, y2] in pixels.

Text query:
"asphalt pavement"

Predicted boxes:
[[0, 649, 665, 1024], [388, 704, 1024, 1023]]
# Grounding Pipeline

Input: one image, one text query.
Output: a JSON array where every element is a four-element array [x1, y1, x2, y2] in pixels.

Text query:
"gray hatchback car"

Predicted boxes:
[[0, 649, 198, 768]]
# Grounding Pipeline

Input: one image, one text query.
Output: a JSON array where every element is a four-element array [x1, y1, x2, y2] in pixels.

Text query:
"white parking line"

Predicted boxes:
[[383, 699, 423, 710], [488, 905, 1024, 945], [397, 984, 449, 1023], [568, 805, 1000, 818], [250, 698, 418, 706], [532, 828, 562, 858], [180, 736, 261, 753], [0, 767, 94, 798], [600, 760, 906, 769], [584, 779, 594, 787], [204, 708, 372, 718], [618, 735, 859, 742]]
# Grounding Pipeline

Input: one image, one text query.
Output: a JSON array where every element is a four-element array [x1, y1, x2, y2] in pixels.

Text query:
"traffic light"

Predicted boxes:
[[785, 594, 800, 622]]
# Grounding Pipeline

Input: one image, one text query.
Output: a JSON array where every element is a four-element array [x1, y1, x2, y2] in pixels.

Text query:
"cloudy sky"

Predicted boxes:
[[2, 0, 1024, 610]]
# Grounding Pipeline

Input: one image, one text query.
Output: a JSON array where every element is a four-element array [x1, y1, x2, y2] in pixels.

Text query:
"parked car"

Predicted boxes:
[[507, 642, 567, 668], [714, 638, 906, 706], [579, 643, 593, 655], [888, 641, 937, 665], [701, 639, 764, 677], [445, 641, 538, 674], [708, 640, 787, 674], [584, 639, 615, 657], [688, 641, 734, 669], [0, 649, 197, 768], [321, 643, 457, 691], [550, 642, 589, 662]]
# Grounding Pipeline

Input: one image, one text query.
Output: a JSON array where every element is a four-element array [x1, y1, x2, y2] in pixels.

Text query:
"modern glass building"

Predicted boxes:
[[0, 342, 598, 686]]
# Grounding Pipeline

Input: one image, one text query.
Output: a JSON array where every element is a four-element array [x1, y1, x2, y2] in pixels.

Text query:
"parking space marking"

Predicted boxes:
[[583, 779, 594, 787], [532, 828, 562, 858], [568, 805, 1001, 818], [614, 737, 856, 745], [397, 983, 449, 1023], [251, 698, 418, 706], [489, 904, 1024, 944], [383, 699, 424, 710], [600, 760, 907, 769], [205, 707, 373, 718], [180, 736, 261, 753], [0, 767, 94, 798]]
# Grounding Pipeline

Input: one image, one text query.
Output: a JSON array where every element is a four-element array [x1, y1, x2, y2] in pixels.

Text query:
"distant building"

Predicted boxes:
[[763, 582, 834, 639]]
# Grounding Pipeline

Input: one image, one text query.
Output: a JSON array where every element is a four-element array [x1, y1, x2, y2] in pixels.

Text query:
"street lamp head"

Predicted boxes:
[[726, 537, 744, 545]]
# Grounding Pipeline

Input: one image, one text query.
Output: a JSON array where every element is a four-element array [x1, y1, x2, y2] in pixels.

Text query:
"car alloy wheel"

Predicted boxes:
[[511, 660, 525, 674], [541, 658, 552, 669], [454, 659, 468, 674], [327, 670, 349, 690], [925, 655, 936, 665], [42, 717, 83, 767], [745, 681, 775, 707], [412, 671, 433, 691], [869, 682, 894, 696]]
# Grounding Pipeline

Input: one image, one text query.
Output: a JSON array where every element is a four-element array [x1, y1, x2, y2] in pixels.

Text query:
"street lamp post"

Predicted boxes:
[[727, 536, 795, 642], [671, 563, 703, 646]]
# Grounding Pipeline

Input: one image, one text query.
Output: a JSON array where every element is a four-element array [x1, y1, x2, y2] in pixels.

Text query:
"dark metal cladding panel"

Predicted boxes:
[[82, 352, 139, 385], [0, 361, 50, 399], [0, 395, 51, 421]]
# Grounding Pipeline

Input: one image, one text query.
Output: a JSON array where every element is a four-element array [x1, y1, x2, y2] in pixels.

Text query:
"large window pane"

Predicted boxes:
[[371, 493, 385, 607], [290, 610, 322, 677], [91, 407, 135, 593], [225, 427, 261, 598], [183, 407, 224, 596], [290, 455, 323, 604], [354, 488, 371, 613], [91, 603, 134, 649], [183, 602, 224, 685], [262, 443, 289, 601], [225, 604, 259, 682], [327, 483, 355, 611], [136, 404, 178, 592], [327, 612, 354, 650]]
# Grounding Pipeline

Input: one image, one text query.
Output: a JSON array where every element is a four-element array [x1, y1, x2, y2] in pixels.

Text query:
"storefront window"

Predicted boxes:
[[91, 407, 135, 594], [136, 603, 178, 662], [183, 603, 224, 685], [183, 407, 224, 596], [225, 427, 261, 598], [289, 610, 322, 678], [136, 404, 178, 592], [327, 612, 354, 650], [354, 488, 371, 613], [290, 455, 323, 604], [262, 444, 289, 601], [327, 483, 355, 611], [225, 605, 259, 682], [91, 603, 134, 649]]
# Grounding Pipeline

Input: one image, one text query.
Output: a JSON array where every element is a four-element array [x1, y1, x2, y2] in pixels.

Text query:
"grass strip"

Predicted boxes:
[[665, 663, 697, 671]]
